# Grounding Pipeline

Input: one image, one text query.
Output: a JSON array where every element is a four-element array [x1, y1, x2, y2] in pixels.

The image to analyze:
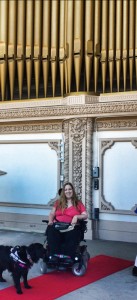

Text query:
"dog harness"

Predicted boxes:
[[10, 246, 33, 269]]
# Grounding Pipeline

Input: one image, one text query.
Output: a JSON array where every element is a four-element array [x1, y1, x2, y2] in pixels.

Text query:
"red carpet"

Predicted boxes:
[[0, 255, 132, 300]]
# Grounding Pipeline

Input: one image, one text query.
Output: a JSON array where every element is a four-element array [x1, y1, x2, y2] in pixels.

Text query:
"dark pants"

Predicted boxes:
[[46, 225, 82, 257]]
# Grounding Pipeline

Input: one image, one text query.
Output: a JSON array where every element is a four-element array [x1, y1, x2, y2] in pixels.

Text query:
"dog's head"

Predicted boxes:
[[27, 243, 46, 263]]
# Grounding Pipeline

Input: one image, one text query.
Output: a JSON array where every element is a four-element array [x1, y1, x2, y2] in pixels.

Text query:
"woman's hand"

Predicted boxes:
[[71, 215, 78, 224], [48, 221, 53, 225]]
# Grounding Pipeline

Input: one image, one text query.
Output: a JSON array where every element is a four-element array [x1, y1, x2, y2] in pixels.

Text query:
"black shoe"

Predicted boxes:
[[132, 266, 137, 276]]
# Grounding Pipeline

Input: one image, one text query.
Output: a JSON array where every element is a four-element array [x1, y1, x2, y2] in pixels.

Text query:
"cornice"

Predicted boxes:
[[0, 94, 137, 122]]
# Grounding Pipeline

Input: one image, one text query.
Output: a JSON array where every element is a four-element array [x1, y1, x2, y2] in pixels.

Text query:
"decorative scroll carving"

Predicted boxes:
[[72, 142, 82, 199], [131, 140, 137, 148], [48, 142, 58, 153], [70, 118, 87, 143], [85, 118, 93, 219], [69, 119, 87, 198], [101, 140, 115, 155], [101, 202, 114, 211]]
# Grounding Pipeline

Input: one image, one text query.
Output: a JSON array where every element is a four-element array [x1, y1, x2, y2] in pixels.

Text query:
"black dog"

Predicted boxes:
[[0, 243, 46, 294]]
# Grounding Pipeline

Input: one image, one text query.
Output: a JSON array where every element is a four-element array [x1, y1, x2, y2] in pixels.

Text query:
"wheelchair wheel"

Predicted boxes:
[[72, 263, 86, 276], [86, 251, 90, 260], [39, 260, 48, 274]]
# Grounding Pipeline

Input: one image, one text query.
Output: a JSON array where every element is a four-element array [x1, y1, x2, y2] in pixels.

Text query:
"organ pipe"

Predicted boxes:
[[116, 0, 122, 92], [122, 0, 129, 91], [51, 0, 59, 97], [94, 0, 101, 93], [135, 0, 137, 87], [0, 0, 8, 100], [17, 0, 25, 99], [66, 0, 74, 94], [8, 0, 17, 100], [85, 0, 94, 92], [108, 0, 115, 92], [59, 0, 66, 96], [101, 0, 108, 93], [74, 0, 84, 92], [26, 0, 34, 99], [129, 0, 135, 90], [42, 0, 51, 98], [34, 0, 42, 98]]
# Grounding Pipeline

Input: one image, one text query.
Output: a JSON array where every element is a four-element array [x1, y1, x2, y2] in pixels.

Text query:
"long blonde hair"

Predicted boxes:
[[57, 182, 79, 210]]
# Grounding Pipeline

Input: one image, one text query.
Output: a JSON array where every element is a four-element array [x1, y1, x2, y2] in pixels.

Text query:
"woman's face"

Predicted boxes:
[[64, 184, 73, 200]]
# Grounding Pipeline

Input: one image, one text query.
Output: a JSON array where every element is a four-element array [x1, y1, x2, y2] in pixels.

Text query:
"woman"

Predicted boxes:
[[47, 182, 88, 258]]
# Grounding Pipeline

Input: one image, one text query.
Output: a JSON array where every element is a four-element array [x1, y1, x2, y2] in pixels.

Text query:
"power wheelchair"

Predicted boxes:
[[40, 220, 90, 276]]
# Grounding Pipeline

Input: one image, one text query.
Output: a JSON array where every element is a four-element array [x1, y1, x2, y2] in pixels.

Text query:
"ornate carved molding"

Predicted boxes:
[[85, 119, 93, 219], [0, 122, 62, 134], [1, 99, 137, 122], [63, 121, 69, 183], [63, 118, 94, 218], [72, 142, 82, 199], [96, 118, 137, 131], [70, 118, 87, 143], [69, 119, 87, 198]]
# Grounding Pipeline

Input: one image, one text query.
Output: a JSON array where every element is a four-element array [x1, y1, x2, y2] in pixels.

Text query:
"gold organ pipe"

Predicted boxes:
[[108, 0, 115, 92], [74, 0, 84, 92], [122, 0, 129, 91], [116, 0, 122, 92], [8, 0, 17, 100], [0, 0, 8, 100], [0, 0, 8, 58], [135, 0, 137, 87], [17, 0, 25, 99], [42, 0, 51, 98], [66, 0, 74, 93], [94, 0, 101, 93], [59, 0, 65, 96], [34, 0, 42, 98], [51, 0, 59, 97], [129, 0, 135, 90], [64, 0, 68, 94], [26, 0, 34, 99], [101, 0, 108, 93], [85, 0, 94, 92]]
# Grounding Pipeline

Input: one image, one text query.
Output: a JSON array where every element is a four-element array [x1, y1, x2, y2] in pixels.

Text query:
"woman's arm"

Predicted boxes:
[[71, 211, 88, 224], [48, 206, 56, 225]]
